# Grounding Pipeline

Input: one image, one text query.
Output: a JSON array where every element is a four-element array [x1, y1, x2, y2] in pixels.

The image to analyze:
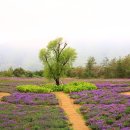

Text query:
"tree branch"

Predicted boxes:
[[59, 43, 67, 56], [58, 58, 70, 76], [53, 48, 58, 60]]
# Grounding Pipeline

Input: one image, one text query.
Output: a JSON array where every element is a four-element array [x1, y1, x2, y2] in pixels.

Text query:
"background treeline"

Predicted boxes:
[[0, 67, 44, 77], [67, 54, 130, 78], [1, 54, 130, 78]]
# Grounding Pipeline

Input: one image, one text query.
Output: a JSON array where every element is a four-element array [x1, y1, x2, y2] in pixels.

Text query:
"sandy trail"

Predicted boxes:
[[55, 92, 90, 130], [0, 92, 10, 101], [121, 92, 130, 96]]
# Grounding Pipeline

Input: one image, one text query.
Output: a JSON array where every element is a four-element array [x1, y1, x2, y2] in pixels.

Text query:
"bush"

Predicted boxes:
[[17, 84, 64, 93], [17, 82, 97, 93], [13, 68, 25, 77], [43, 84, 65, 92], [17, 85, 52, 93], [63, 82, 97, 93]]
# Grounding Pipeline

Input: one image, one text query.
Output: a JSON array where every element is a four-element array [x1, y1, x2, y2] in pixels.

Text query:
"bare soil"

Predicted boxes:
[[121, 92, 130, 96], [55, 92, 90, 130], [0, 92, 10, 101]]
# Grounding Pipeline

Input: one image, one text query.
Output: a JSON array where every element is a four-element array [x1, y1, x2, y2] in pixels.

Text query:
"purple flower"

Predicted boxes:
[[2, 92, 59, 105], [71, 83, 130, 129]]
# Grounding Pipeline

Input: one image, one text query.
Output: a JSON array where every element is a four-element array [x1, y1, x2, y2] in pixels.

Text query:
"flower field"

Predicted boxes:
[[0, 78, 72, 130], [0, 93, 71, 130], [70, 83, 130, 129], [0, 104, 70, 130], [2, 92, 58, 105], [1, 78, 130, 130]]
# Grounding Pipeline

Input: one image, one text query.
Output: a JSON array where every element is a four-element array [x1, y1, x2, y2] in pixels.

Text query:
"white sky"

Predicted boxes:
[[0, 0, 130, 70]]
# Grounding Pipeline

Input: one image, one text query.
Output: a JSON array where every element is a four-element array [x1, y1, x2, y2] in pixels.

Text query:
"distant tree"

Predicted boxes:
[[116, 58, 125, 78], [67, 67, 85, 78], [13, 68, 25, 77], [122, 54, 130, 78], [108, 58, 117, 78], [25, 71, 33, 77], [39, 38, 77, 85], [92, 65, 102, 78], [85, 57, 96, 78], [0, 67, 14, 77], [33, 70, 44, 77], [101, 57, 110, 78]]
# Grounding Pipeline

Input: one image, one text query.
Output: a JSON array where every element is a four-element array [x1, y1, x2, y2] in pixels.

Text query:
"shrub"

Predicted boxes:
[[63, 82, 97, 93], [125, 107, 130, 114], [13, 68, 25, 77], [17, 82, 97, 93], [43, 84, 65, 92], [17, 85, 52, 93]]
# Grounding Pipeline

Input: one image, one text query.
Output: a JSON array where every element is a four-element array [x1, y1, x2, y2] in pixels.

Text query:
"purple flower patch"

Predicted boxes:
[[2, 92, 58, 105], [70, 83, 130, 129]]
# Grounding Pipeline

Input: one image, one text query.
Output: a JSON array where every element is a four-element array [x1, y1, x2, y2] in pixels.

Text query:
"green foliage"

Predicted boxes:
[[24, 71, 33, 77], [116, 59, 125, 78], [63, 82, 97, 93], [17, 85, 52, 93], [33, 70, 44, 77], [85, 57, 96, 78], [43, 84, 65, 92], [13, 68, 25, 77], [106, 118, 114, 125], [0, 67, 43, 78], [67, 67, 86, 78], [123, 120, 130, 127], [17, 84, 64, 93], [0, 67, 14, 77], [43, 82, 97, 93], [39, 37, 77, 85], [1, 54, 130, 79], [67, 54, 130, 78], [17, 82, 97, 93], [125, 107, 130, 114]]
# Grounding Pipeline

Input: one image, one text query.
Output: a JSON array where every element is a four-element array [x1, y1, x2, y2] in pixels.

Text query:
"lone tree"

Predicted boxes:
[[39, 37, 77, 85]]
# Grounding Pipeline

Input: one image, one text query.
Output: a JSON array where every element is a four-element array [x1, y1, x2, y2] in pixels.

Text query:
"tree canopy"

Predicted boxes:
[[39, 37, 77, 85]]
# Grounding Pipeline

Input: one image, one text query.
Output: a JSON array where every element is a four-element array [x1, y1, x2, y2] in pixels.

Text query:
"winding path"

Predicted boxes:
[[121, 92, 130, 96], [55, 92, 90, 130], [0, 92, 10, 101], [0, 92, 90, 130]]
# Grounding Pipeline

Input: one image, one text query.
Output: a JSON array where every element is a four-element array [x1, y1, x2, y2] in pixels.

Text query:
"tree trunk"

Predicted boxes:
[[55, 78, 60, 86]]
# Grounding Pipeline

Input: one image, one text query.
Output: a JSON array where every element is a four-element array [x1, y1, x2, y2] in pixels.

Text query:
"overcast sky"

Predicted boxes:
[[0, 0, 130, 70]]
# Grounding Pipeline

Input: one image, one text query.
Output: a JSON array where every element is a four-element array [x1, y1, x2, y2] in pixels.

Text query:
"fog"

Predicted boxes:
[[0, 0, 130, 70]]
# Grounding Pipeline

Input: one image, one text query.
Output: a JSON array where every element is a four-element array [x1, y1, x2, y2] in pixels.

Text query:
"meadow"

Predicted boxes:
[[0, 77, 130, 130]]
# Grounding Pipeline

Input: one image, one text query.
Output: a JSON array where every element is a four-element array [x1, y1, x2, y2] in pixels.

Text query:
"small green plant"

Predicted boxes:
[[17, 85, 52, 93], [43, 84, 65, 92], [125, 107, 130, 114], [123, 120, 130, 127], [63, 82, 97, 93], [106, 119, 114, 125]]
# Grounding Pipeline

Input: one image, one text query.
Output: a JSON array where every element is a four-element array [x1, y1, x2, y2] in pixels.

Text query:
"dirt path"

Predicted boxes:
[[0, 92, 10, 101], [121, 92, 130, 96], [54, 92, 90, 130]]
